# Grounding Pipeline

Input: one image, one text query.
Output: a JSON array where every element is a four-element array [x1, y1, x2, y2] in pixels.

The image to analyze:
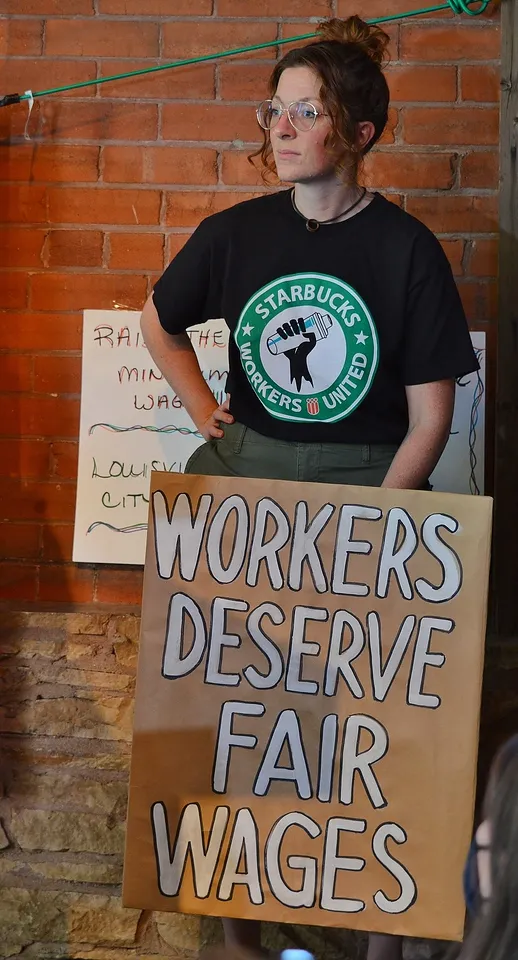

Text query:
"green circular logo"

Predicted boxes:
[[235, 272, 379, 424]]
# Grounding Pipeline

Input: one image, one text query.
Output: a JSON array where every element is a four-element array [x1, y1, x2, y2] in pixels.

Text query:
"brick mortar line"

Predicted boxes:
[[0, 236, 501, 252], [23, 92, 497, 104], [0, 227, 501, 240], [0, 183, 500, 192], [5, 13, 500, 21], [1, 55, 501, 61], [2, 182, 270, 191], [0, 148, 501, 163], [158, 15, 164, 61], [2, 59, 501, 69], [4, 99, 500, 109], [0, 186, 496, 197], [0, 217, 500, 233], [4, 54, 278, 61], [0, 226, 201, 234], [40, 17, 46, 57], [0, 143, 500, 153], [0, 142, 500, 158], [0, 349, 84, 355], [216, 148, 224, 184], [6, 12, 492, 18], [95, 140, 103, 178], [3, 272, 500, 282], [0, 442, 79, 450], [101, 231, 111, 269], [3, 184, 500, 194], [0, 144, 497, 155]]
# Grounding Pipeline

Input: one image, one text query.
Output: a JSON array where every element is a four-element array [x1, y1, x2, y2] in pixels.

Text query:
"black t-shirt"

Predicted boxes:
[[153, 190, 478, 444]]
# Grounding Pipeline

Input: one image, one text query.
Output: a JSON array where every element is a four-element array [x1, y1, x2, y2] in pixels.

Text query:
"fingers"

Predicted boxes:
[[215, 401, 234, 425], [277, 317, 307, 340], [207, 423, 224, 439], [202, 401, 234, 440]]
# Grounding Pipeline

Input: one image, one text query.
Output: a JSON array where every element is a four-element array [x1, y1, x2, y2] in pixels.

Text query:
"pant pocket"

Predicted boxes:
[[219, 421, 247, 455], [318, 443, 398, 487], [367, 443, 400, 465], [184, 424, 246, 476], [187, 423, 297, 481]]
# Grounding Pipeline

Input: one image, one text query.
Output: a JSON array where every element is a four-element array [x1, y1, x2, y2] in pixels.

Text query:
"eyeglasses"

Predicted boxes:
[[256, 99, 326, 133]]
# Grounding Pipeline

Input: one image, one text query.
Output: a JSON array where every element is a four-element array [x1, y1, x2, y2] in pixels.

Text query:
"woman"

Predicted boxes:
[[141, 14, 478, 959], [459, 735, 518, 960]]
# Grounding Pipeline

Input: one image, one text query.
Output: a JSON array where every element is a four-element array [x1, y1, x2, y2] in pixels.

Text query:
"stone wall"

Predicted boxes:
[[1, 611, 517, 959], [0, 611, 223, 957]]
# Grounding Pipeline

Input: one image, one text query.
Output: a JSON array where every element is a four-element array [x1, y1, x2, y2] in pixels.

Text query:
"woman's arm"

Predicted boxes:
[[381, 379, 455, 490], [140, 295, 233, 441]]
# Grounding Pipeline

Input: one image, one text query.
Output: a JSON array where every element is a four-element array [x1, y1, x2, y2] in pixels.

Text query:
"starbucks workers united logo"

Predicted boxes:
[[234, 272, 379, 424]]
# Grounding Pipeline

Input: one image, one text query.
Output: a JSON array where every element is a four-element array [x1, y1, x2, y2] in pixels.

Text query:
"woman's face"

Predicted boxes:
[[269, 65, 336, 184]]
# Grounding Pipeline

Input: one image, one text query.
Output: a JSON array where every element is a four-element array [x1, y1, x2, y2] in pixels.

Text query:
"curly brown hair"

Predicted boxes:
[[249, 15, 390, 185]]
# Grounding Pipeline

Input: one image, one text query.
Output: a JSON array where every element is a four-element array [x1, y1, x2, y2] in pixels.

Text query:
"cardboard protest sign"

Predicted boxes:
[[123, 473, 492, 940]]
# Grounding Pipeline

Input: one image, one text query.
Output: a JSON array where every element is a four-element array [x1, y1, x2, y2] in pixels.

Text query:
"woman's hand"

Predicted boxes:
[[198, 397, 234, 441]]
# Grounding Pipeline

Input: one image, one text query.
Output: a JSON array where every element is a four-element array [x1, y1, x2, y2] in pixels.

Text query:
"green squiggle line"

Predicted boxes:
[[88, 423, 203, 438]]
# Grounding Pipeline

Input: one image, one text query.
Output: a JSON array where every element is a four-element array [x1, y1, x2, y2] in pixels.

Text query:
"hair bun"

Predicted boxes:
[[316, 15, 390, 66]]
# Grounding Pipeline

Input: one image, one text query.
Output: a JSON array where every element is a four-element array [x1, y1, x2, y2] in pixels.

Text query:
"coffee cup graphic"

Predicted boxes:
[[266, 312, 333, 356]]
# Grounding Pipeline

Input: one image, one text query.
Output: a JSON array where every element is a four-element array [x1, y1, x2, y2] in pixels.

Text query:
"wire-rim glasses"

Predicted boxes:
[[256, 99, 325, 133]]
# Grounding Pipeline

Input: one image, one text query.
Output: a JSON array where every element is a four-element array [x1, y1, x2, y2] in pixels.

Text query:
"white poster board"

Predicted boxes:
[[73, 312, 485, 565], [72, 311, 229, 564], [430, 331, 485, 496]]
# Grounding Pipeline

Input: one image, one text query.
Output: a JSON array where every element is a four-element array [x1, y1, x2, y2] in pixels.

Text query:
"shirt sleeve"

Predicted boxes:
[[402, 228, 479, 385], [152, 217, 218, 334]]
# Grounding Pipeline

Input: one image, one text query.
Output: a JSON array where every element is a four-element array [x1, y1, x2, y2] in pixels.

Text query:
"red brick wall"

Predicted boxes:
[[0, 1, 500, 607]]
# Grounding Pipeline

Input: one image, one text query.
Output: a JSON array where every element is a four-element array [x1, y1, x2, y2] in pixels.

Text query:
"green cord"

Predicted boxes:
[[2, 0, 491, 107]]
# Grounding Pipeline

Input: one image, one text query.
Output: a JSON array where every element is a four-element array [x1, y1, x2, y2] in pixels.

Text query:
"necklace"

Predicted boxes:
[[290, 186, 367, 232]]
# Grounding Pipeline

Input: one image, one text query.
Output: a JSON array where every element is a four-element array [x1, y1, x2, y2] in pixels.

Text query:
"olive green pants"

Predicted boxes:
[[185, 421, 399, 486]]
